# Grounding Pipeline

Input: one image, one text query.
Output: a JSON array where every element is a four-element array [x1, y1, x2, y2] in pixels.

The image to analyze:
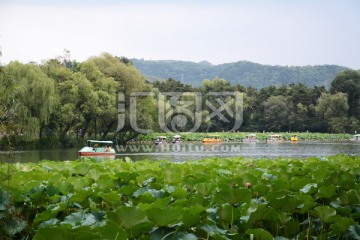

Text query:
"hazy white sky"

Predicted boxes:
[[0, 0, 359, 69]]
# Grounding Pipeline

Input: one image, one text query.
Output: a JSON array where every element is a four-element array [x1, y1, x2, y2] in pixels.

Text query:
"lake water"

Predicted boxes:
[[1, 141, 360, 163]]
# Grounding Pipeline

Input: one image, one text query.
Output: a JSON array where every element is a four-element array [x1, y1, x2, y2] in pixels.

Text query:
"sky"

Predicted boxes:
[[0, 0, 360, 69]]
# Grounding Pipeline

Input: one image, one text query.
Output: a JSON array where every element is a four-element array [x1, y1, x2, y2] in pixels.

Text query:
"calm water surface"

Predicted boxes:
[[1, 141, 360, 163]]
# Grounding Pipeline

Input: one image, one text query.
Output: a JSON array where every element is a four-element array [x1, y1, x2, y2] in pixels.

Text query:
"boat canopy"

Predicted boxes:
[[87, 140, 113, 144], [173, 135, 181, 138], [156, 136, 167, 139], [354, 134, 360, 137]]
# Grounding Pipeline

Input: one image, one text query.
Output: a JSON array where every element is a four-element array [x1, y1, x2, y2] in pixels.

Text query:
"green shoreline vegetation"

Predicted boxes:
[[137, 132, 354, 143], [0, 132, 354, 151], [1, 155, 359, 239]]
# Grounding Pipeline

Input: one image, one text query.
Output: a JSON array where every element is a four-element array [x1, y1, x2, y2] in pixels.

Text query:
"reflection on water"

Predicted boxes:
[[1, 141, 360, 163]]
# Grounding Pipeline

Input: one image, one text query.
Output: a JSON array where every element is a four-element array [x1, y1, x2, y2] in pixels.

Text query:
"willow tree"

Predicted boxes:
[[5, 62, 57, 140], [56, 71, 100, 139], [0, 66, 17, 130], [86, 53, 155, 144], [80, 60, 118, 139]]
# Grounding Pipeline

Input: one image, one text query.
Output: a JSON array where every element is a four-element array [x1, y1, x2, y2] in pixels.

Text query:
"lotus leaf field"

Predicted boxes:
[[1, 155, 360, 239]]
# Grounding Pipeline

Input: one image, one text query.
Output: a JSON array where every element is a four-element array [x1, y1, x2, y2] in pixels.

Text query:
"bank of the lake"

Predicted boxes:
[[0, 132, 355, 151], [1, 155, 359, 239], [137, 132, 354, 142]]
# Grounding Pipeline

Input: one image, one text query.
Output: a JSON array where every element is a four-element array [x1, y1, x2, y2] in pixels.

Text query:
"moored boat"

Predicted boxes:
[[154, 136, 167, 145], [203, 135, 222, 143], [267, 134, 283, 142], [290, 134, 299, 141], [78, 140, 116, 156], [172, 135, 182, 143], [243, 134, 256, 142], [353, 134, 360, 141]]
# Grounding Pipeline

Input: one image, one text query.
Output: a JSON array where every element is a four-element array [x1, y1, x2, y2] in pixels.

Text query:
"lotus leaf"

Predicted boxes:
[[68, 189, 91, 204], [296, 194, 315, 214], [0, 191, 9, 211], [194, 182, 217, 196], [300, 183, 317, 194], [180, 210, 202, 228], [95, 174, 117, 189], [71, 163, 91, 176], [218, 203, 240, 223], [52, 181, 74, 195], [215, 188, 251, 205], [97, 220, 128, 240], [67, 176, 94, 192], [314, 206, 337, 223], [330, 216, 356, 235], [316, 185, 336, 199], [262, 172, 277, 181], [200, 223, 227, 236], [118, 184, 138, 196], [115, 171, 139, 183], [170, 186, 188, 199], [37, 218, 59, 229], [146, 206, 181, 227], [33, 225, 99, 240], [33, 202, 67, 226], [162, 166, 182, 184], [107, 206, 151, 230], [246, 228, 273, 240], [4, 216, 27, 236], [348, 224, 360, 239], [269, 195, 300, 213], [45, 185, 61, 197], [97, 192, 121, 207], [61, 210, 95, 227]]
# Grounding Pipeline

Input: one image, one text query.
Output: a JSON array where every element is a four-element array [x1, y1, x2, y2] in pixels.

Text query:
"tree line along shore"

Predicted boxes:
[[1, 53, 360, 149]]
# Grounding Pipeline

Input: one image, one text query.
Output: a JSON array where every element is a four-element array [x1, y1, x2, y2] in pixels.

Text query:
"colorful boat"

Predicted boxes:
[[243, 134, 256, 142], [172, 135, 182, 143], [202, 135, 222, 143], [78, 140, 116, 156], [267, 134, 283, 142], [154, 136, 167, 145], [290, 134, 299, 141], [353, 134, 360, 141]]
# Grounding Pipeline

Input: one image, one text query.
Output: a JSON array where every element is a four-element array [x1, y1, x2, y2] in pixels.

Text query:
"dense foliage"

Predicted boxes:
[[1, 155, 359, 239], [1, 53, 360, 149], [132, 59, 350, 88]]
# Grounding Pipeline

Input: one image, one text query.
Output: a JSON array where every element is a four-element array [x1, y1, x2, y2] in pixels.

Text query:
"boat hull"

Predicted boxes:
[[78, 152, 116, 156], [78, 146, 116, 157], [202, 139, 222, 143]]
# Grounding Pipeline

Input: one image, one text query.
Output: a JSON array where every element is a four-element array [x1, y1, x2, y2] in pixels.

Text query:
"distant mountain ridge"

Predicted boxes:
[[131, 59, 350, 89]]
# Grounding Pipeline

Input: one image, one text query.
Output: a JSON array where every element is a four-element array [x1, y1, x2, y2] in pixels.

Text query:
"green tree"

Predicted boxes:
[[88, 53, 155, 143], [330, 70, 360, 118], [315, 92, 349, 133], [153, 78, 195, 92], [6, 62, 57, 140], [263, 95, 289, 131]]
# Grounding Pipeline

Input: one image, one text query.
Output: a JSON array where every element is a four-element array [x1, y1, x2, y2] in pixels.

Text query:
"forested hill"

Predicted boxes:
[[132, 59, 350, 89]]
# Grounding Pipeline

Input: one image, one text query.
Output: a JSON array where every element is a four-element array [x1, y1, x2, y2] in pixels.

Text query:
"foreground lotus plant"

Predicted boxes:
[[0, 154, 360, 239]]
